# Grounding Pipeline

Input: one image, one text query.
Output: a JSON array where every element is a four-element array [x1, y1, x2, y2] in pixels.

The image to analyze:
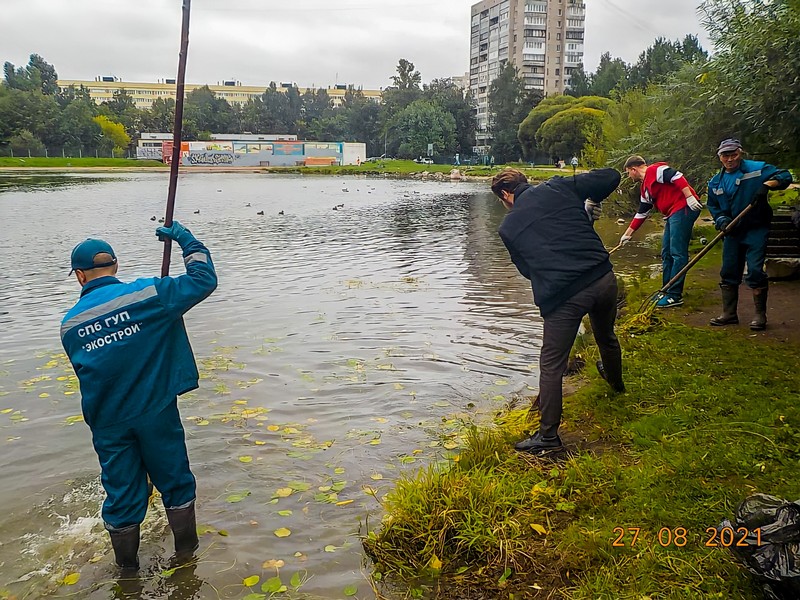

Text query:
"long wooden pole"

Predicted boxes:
[[161, 0, 192, 277]]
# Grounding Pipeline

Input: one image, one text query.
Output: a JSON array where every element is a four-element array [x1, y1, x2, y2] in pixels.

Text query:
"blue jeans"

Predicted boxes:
[[662, 206, 700, 298], [720, 226, 769, 289], [91, 400, 196, 529]]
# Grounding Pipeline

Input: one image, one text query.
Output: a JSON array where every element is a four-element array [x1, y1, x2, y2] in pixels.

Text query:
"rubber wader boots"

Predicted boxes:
[[166, 500, 199, 557], [710, 284, 739, 326], [750, 286, 768, 331], [108, 523, 140, 572]]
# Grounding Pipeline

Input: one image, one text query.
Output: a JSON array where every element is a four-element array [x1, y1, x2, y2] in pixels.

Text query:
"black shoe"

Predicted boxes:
[[596, 360, 625, 393], [514, 431, 563, 454]]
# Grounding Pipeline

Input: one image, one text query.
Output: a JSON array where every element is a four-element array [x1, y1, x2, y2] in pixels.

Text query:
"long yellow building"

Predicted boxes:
[[56, 78, 382, 110]]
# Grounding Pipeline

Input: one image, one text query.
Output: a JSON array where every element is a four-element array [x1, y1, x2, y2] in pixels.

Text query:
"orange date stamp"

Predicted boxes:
[[612, 526, 763, 548]]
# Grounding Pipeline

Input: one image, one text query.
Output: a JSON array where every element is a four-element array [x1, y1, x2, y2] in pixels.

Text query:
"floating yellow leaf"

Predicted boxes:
[[243, 575, 260, 587], [267, 425, 281, 431], [494, 379, 509, 386], [63, 572, 80, 585], [274, 488, 293, 498], [273, 528, 291, 538], [283, 427, 299, 434], [334, 467, 346, 474], [531, 523, 548, 535], [239, 456, 253, 463], [197, 419, 210, 426], [363, 486, 378, 496], [336, 499, 354, 506], [254, 440, 266, 445], [370, 473, 383, 480], [369, 439, 381, 445], [393, 383, 405, 390], [262, 559, 286, 570], [324, 544, 337, 553], [39, 393, 50, 398], [372, 417, 389, 423], [443, 441, 458, 450]]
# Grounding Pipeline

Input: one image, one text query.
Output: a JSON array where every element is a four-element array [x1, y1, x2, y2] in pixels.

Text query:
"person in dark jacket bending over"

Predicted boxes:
[[61, 221, 217, 572], [707, 138, 793, 331], [492, 168, 625, 454]]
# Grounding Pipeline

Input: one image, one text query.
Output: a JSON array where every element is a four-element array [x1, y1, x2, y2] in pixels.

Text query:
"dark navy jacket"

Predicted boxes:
[[498, 169, 621, 317], [61, 235, 217, 430]]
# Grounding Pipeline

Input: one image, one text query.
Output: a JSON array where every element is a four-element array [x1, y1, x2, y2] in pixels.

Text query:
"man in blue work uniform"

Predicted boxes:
[[61, 221, 217, 571], [707, 139, 793, 330]]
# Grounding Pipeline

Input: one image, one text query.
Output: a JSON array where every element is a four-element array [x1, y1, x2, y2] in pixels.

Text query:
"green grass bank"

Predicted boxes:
[[364, 278, 800, 599], [0, 157, 166, 168]]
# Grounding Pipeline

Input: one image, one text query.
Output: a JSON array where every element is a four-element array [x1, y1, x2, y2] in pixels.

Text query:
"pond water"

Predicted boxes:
[[0, 172, 659, 599]]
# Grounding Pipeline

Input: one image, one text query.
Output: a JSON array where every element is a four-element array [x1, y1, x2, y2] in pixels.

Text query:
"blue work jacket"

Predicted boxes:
[[61, 236, 217, 430], [707, 159, 793, 231]]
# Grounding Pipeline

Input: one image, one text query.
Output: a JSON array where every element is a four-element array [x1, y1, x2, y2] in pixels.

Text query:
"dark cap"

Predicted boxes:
[[69, 238, 117, 275], [717, 138, 742, 155]]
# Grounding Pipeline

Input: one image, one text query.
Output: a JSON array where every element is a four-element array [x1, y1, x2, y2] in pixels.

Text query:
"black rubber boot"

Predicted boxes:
[[514, 430, 563, 454], [596, 360, 625, 393], [165, 500, 199, 557], [749, 286, 768, 331], [107, 523, 140, 572], [710, 283, 739, 326]]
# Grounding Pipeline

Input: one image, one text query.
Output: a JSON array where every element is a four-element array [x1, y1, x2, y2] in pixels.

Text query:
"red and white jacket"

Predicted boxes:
[[628, 162, 697, 231]]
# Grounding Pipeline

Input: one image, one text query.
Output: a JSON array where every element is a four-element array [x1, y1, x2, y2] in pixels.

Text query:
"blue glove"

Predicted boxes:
[[715, 216, 732, 231], [156, 220, 195, 247]]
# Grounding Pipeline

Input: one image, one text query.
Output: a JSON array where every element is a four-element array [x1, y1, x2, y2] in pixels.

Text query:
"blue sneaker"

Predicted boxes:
[[656, 295, 683, 308]]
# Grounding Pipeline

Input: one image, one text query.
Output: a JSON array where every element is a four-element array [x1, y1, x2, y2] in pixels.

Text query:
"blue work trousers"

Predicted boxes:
[[661, 206, 699, 299], [91, 400, 196, 529], [720, 226, 770, 289]]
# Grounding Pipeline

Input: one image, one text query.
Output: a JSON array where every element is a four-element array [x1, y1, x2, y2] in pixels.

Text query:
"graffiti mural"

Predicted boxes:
[[185, 152, 235, 165], [136, 146, 163, 160]]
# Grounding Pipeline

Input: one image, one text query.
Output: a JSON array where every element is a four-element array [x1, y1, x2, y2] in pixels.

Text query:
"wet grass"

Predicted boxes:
[[364, 289, 800, 598]]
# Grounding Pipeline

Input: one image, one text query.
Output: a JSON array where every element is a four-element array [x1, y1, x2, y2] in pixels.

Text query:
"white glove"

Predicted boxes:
[[620, 234, 633, 246], [584, 199, 601, 222], [686, 196, 703, 211]]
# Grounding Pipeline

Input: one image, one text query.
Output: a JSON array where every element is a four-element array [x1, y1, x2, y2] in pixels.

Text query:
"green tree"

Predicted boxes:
[[701, 0, 800, 169], [391, 99, 456, 159], [591, 52, 630, 97], [423, 78, 476, 155], [517, 95, 577, 157], [382, 59, 423, 116], [535, 107, 607, 161], [628, 36, 708, 89], [566, 63, 592, 97], [93, 115, 130, 156], [142, 97, 175, 132], [28, 54, 59, 95], [56, 99, 101, 152], [8, 129, 45, 156], [488, 62, 542, 163], [183, 85, 234, 136]]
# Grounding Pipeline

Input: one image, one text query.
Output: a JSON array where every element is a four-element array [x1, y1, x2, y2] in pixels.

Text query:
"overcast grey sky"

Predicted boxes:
[[0, 0, 711, 89]]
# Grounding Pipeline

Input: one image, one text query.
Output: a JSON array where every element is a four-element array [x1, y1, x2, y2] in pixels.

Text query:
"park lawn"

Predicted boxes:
[[364, 274, 800, 599], [0, 157, 166, 168]]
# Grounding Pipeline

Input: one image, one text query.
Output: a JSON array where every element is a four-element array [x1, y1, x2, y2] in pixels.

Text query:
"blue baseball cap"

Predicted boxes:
[[69, 238, 117, 275]]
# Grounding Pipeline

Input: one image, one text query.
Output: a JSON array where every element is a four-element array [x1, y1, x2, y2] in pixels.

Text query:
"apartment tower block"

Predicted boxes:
[[470, 0, 586, 153]]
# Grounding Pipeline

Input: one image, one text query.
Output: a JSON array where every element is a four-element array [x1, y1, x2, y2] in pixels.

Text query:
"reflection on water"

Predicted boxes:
[[0, 172, 660, 599]]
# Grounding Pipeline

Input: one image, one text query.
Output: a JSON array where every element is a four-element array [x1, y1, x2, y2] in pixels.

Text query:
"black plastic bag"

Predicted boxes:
[[719, 493, 800, 599]]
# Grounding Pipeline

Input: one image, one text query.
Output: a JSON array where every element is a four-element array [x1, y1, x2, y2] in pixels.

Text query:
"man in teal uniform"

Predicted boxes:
[[61, 221, 217, 571], [707, 139, 792, 330]]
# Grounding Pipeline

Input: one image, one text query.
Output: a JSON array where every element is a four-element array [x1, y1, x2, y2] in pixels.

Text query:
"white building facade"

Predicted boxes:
[[470, 0, 586, 153]]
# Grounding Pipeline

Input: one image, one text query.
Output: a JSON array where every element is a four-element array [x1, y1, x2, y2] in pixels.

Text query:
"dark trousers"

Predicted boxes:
[[720, 227, 769, 289], [92, 400, 196, 529], [538, 271, 622, 438]]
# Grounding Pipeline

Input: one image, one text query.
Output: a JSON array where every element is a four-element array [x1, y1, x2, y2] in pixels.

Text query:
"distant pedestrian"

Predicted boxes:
[[707, 138, 793, 330], [454, 153, 460, 166], [619, 155, 703, 308], [491, 168, 625, 455], [571, 155, 579, 174], [60, 221, 218, 572]]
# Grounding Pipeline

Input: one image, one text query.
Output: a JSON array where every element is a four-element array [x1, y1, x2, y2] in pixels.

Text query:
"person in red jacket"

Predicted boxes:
[[620, 156, 703, 308]]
